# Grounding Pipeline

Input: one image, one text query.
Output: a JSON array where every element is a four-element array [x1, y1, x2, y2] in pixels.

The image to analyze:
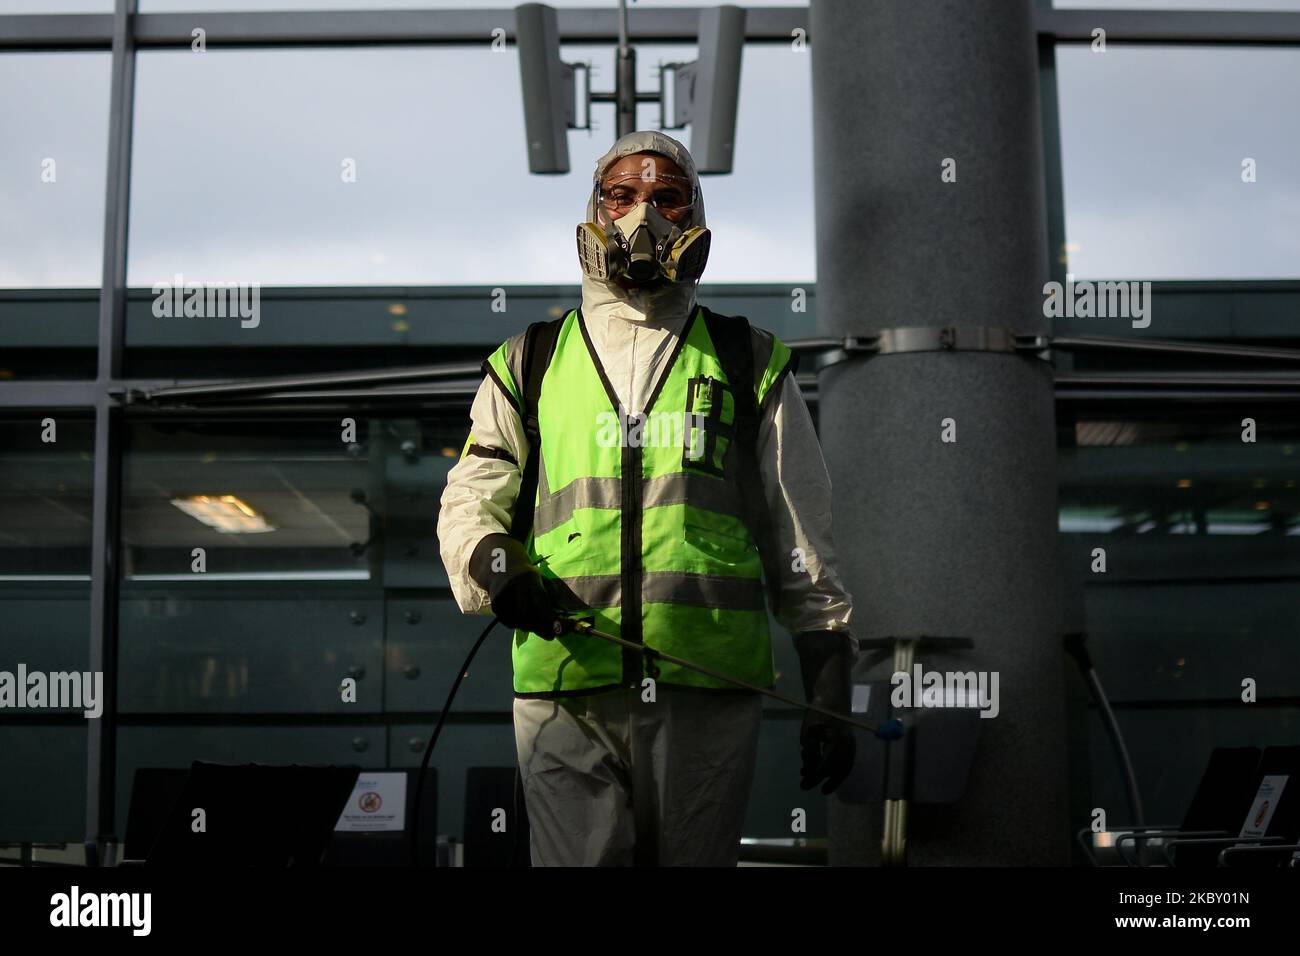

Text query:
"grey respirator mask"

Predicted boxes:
[[576, 178, 711, 287]]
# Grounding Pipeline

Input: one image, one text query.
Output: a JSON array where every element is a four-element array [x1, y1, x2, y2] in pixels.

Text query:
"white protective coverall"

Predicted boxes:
[[437, 130, 853, 866]]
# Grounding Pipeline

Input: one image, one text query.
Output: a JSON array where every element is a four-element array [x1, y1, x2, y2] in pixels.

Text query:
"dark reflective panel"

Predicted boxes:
[[0, 415, 94, 844], [1058, 405, 1300, 833], [116, 415, 472, 713], [1061, 412, 1300, 548], [123, 418, 375, 580], [120, 415, 473, 580], [109, 414, 505, 846], [0, 415, 95, 577]]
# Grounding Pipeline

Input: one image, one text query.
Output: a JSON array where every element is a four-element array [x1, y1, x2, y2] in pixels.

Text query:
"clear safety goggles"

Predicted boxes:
[[594, 171, 698, 220]]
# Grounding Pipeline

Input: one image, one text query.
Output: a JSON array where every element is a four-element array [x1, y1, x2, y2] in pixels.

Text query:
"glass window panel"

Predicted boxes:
[[0, 52, 111, 289], [123, 418, 377, 579], [1056, 44, 1300, 279], [631, 43, 814, 285], [1061, 413, 1300, 545], [0, 415, 94, 578], [140, 0, 802, 10], [122, 415, 468, 581], [0, 418, 95, 844], [126, 42, 811, 286], [1055, 0, 1300, 9], [0, 1, 111, 11]]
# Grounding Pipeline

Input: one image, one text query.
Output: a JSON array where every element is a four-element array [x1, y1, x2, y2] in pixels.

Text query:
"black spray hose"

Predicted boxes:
[[1064, 631, 1145, 828], [409, 614, 500, 868], [568, 619, 904, 738]]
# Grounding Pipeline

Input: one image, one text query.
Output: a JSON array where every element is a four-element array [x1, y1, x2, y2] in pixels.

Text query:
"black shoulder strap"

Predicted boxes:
[[701, 307, 758, 452], [508, 316, 564, 543], [701, 307, 785, 619]]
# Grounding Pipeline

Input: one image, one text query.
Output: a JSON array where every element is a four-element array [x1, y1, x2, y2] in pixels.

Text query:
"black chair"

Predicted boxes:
[[123, 768, 190, 864], [127, 764, 441, 867], [1185, 746, 1300, 868], [462, 767, 530, 867], [1077, 747, 1261, 867], [129, 763, 359, 867]]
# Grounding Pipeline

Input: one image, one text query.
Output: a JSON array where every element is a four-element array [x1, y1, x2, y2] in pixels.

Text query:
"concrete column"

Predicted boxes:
[[810, 0, 1069, 864]]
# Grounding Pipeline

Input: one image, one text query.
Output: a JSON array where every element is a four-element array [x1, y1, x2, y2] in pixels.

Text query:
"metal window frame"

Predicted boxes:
[[0, 7, 810, 50], [7, 6, 1300, 50], [3, 3, 1300, 863]]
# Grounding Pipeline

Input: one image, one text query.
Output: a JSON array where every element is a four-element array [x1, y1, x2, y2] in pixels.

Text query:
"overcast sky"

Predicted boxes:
[[1, 1, 1298, 286]]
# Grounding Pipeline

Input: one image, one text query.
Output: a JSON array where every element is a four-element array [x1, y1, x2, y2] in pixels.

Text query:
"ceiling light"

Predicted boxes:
[[171, 495, 275, 534]]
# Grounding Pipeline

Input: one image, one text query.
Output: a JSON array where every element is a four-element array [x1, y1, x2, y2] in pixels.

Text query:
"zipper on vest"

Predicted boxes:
[[622, 325, 643, 687], [621, 438, 643, 688], [577, 308, 699, 691]]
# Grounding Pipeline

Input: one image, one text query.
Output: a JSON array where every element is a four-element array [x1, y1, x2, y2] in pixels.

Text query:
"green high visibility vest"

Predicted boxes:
[[483, 306, 794, 696]]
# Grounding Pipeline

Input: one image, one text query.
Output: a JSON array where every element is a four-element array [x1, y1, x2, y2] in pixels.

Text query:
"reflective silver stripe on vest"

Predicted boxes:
[[535, 472, 743, 537], [557, 571, 765, 611]]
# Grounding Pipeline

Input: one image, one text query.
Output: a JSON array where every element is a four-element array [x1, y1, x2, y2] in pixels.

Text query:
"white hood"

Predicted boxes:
[[579, 130, 706, 329]]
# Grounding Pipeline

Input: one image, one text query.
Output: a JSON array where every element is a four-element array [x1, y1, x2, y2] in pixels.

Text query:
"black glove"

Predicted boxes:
[[469, 533, 565, 639], [795, 630, 856, 795]]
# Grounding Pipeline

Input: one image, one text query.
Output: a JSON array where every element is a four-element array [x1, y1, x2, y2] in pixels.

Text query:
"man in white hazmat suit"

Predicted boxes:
[[437, 130, 856, 866]]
